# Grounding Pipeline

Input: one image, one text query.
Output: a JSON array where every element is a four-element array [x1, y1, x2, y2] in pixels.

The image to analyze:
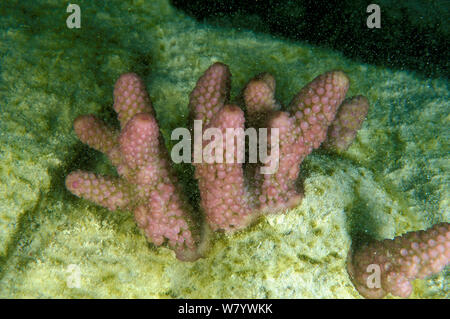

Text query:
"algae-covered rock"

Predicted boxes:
[[0, 0, 448, 298]]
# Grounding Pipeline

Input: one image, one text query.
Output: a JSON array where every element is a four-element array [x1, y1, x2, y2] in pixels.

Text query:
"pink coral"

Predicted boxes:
[[243, 72, 279, 126], [66, 73, 201, 261], [66, 62, 369, 260], [347, 222, 450, 298], [194, 105, 254, 231]]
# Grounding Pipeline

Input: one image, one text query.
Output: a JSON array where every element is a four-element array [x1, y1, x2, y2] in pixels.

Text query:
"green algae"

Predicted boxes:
[[0, 0, 448, 298]]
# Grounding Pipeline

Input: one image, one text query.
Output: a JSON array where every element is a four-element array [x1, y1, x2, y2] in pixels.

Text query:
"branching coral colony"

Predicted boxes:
[[66, 62, 449, 298]]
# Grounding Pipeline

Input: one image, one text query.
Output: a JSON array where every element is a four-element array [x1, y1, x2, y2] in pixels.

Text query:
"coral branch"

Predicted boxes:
[[347, 222, 450, 298], [113, 73, 154, 127], [243, 72, 279, 127], [73, 115, 122, 166], [289, 71, 349, 149], [255, 71, 350, 212], [194, 105, 254, 231], [68, 72, 202, 261], [66, 171, 131, 211], [257, 111, 304, 212]]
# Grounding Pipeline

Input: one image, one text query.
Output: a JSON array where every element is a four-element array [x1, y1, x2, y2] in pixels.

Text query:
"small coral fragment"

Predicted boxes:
[[347, 222, 450, 298]]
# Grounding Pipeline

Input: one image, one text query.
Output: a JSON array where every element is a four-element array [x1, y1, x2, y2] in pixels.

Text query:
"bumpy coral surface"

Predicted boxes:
[[258, 70, 351, 212], [66, 62, 369, 260], [347, 222, 450, 298]]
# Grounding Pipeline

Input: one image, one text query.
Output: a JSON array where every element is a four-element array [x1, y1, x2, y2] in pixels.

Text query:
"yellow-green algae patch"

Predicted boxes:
[[0, 0, 448, 298]]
